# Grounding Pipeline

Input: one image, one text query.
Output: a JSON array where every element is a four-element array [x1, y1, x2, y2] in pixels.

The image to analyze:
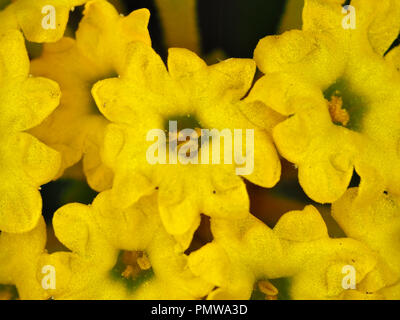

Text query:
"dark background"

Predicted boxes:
[[69, 0, 289, 59]]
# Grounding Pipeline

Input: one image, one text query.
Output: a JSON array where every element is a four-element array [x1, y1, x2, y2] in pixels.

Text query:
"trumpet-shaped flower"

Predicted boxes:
[[0, 0, 92, 42], [0, 217, 48, 299], [188, 205, 377, 300], [332, 188, 400, 299], [37, 191, 212, 299], [0, 30, 61, 233], [30, 0, 151, 191], [92, 42, 282, 248], [250, 0, 400, 204]]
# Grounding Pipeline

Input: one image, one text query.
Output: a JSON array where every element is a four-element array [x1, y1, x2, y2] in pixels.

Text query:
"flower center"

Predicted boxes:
[[164, 114, 205, 157], [110, 250, 154, 291], [120, 250, 152, 280], [170, 128, 203, 147], [164, 114, 203, 136], [324, 78, 368, 132], [0, 284, 19, 300], [327, 92, 350, 127]]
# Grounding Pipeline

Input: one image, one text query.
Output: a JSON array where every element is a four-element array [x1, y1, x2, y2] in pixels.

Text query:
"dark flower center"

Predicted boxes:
[[324, 78, 368, 132], [110, 250, 154, 292]]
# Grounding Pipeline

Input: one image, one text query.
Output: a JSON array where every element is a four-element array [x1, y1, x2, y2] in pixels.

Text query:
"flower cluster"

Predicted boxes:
[[0, 0, 399, 300]]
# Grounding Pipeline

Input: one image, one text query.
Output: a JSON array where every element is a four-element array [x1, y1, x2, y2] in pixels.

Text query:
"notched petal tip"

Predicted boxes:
[[274, 205, 328, 242], [208, 58, 256, 101], [159, 195, 200, 236], [53, 203, 91, 255], [167, 47, 207, 80], [111, 171, 154, 209], [124, 41, 168, 79]]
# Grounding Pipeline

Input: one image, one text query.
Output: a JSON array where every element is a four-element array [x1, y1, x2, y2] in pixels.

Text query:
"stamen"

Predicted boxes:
[[258, 280, 278, 300], [168, 126, 204, 158], [121, 265, 135, 279], [120, 251, 152, 280], [137, 252, 152, 270], [328, 91, 350, 126]]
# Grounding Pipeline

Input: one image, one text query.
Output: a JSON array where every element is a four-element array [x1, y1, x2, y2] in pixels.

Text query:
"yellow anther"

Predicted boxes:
[[120, 251, 151, 279], [137, 253, 152, 270], [258, 280, 279, 299], [327, 92, 350, 126], [121, 265, 135, 279]]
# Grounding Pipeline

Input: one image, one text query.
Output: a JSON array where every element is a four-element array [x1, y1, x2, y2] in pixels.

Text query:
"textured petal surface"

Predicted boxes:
[[94, 43, 281, 243], [0, 217, 47, 299], [253, 0, 400, 203], [332, 188, 400, 298], [39, 193, 213, 299], [189, 206, 376, 300], [12, 0, 89, 42], [30, 1, 151, 188], [0, 31, 61, 233]]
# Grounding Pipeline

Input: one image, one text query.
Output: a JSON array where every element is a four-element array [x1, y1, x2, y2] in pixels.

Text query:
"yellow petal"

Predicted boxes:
[[13, 0, 88, 43], [53, 203, 91, 255], [0, 217, 47, 299], [254, 30, 345, 87], [188, 242, 232, 288], [167, 47, 206, 81], [352, 0, 400, 55], [274, 205, 328, 242]]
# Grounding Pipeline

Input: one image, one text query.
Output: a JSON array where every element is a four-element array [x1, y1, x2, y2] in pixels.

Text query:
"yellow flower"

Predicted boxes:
[[0, 0, 91, 42], [37, 191, 212, 299], [0, 30, 61, 233], [250, 0, 400, 204], [92, 42, 282, 248], [188, 205, 376, 300], [30, 0, 151, 191], [332, 188, 400, 299], [0, 217, 48, 300]]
